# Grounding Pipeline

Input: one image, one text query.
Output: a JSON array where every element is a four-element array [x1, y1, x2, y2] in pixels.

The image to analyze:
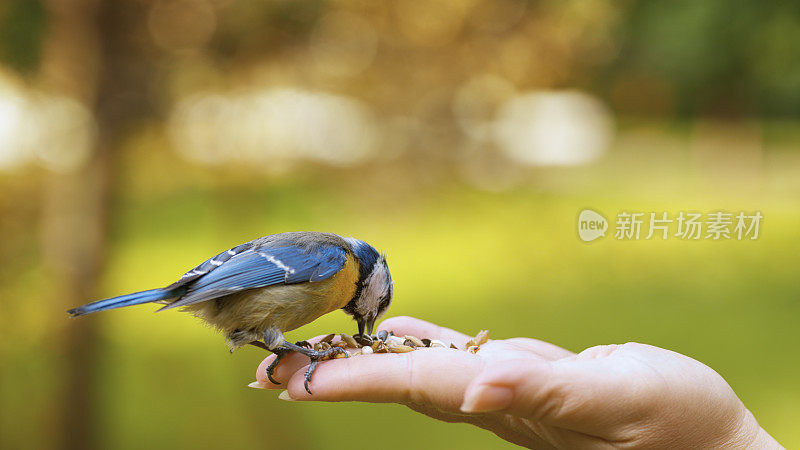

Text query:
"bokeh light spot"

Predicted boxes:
[[493, 90, 613, 166]]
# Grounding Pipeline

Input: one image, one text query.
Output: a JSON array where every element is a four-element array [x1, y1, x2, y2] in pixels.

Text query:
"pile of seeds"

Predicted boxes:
[[313, 329, 490, 360]]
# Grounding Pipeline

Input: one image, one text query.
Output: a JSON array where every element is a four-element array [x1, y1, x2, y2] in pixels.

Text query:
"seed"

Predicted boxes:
[[314, 341, 332, 352], [429, 339, 446, 348], [321, 333, 336, 343], [375, 342, 389, 353], [388, 343, 415, 353], [355, 334, 373, 347], [467, 345, 479, 354], [403, 339, 417, 348], [371, 340, 389, 353], [340, 333, 359, 348], [473, 330, 490, 346], [421, 338, 431, 347], [361, 346, 373, 355], [465, 330, 490, 349], [403, 335, 424, 348], [332, 341, 348, 349], [450, 343, 458, 349], [386, 335, 405, 346], [332, 350, 348, 359], [377, 330, 390, 342]]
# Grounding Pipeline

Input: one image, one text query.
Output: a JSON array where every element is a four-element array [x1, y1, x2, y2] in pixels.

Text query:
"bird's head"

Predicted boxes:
[[342, 238, 393, 337]]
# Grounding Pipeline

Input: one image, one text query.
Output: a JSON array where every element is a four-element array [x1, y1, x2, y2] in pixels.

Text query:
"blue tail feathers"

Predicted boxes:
[[67, 288, 185, 317]]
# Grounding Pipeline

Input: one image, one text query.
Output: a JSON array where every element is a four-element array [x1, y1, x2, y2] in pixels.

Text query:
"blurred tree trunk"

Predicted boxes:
[[39, 1, 158, 449]]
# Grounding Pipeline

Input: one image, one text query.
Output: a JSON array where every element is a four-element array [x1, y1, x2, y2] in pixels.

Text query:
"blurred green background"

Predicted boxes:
[[1, 1, 799, 449]]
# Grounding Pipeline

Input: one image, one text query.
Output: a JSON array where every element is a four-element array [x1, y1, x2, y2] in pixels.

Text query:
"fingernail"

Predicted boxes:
[[248, 381, 268, 389], [460, 384, 513, 413], [278, 390, 296, 401]]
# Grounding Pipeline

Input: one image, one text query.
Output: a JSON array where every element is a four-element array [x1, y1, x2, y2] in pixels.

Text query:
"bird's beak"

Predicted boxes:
[[366, 315, 376, 336], [357, 318, 365, 337], [357, 314, 376, 337]]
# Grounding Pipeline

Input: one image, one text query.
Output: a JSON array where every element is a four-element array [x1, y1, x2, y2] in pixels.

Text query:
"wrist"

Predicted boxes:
[[723, 409, 783, 449], [745, 426, 783, 449]]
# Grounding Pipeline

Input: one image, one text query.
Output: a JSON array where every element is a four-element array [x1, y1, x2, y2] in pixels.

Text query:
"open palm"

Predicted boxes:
[[252, 316, 779, 449]]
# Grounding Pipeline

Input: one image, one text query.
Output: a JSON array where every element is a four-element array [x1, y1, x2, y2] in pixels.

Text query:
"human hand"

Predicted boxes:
[[251, 316, 781, 449]]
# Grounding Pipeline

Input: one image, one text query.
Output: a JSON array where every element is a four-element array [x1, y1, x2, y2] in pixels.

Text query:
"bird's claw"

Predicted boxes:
[[304, 360, 318, 394], [303, 346, 347, 394], [278, 341, 348, 394], [265, 348, 289, 385]]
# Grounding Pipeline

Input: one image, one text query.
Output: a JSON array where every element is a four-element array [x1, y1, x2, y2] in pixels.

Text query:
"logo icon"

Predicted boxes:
[[578, 209, 608, 242]]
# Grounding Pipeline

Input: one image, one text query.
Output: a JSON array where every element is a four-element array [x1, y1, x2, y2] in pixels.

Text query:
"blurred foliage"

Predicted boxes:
[[4, 0, 800, 115], [612, 0, 800, 116], [0, 0, 45, 74]]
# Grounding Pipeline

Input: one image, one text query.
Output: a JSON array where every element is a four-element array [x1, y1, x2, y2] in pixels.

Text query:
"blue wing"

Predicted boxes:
[[159, 243, 347, 311]]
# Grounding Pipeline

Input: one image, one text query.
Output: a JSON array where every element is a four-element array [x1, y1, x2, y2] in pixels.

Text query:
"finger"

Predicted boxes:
[[283, 348, 483, 413], [404, 401, 479, 424], [378, 316, 472, 348], [502, 338, 575, 361]]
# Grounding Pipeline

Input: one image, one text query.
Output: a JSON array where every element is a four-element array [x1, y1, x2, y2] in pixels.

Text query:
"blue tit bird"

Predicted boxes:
[[67, 231, 393, 393]]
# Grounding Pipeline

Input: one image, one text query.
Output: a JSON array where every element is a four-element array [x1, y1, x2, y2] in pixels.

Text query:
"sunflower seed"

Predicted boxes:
[[387, 343, 415, 353], [386, 335, 405, 346], [403, 335, 424, 348], [377, 330, 390, 342], [355, 334, 373, 347], [340, 333, 359, 348]]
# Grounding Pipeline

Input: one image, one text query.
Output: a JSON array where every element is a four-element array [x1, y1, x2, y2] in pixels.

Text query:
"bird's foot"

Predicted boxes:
[[304, 360, 320, 395], [265, 348, 290, 385], [248, 340, 269, 351], [248, 340, 287, 385], [302, 346, 348, 394], [282, 342, 349, 394]]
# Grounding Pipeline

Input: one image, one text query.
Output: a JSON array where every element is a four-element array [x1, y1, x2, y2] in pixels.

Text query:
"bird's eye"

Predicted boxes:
[[378, 295, 391, 312]]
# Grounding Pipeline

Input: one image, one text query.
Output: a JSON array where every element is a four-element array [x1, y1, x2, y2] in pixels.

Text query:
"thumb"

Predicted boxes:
[[460, 358, 557, 417], [460, 355, 637, 430]]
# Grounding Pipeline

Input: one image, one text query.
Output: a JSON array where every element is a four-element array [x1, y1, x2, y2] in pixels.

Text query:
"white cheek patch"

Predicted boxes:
[[359, 260, 391, 313]]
